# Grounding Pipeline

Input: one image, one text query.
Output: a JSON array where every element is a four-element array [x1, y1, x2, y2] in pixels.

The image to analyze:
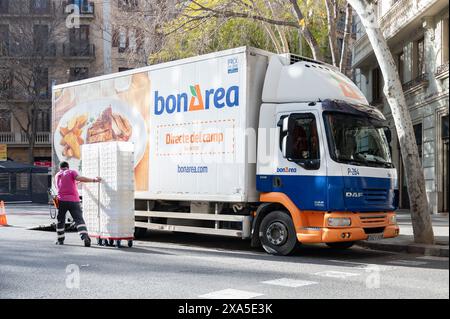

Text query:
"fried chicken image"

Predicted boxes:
[[86, 106, 132, 144]]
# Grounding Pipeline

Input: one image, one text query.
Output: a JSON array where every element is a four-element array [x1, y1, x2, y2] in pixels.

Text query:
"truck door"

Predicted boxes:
[[275, 111, 328, 211]]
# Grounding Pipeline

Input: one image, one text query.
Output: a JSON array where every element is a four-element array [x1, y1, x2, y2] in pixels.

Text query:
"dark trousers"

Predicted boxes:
[[56, 201, 88, 242]]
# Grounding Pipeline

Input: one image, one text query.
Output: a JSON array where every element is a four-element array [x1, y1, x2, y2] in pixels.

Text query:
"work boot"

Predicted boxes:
[[83, 236, 91, 247], [55, 240, 64, 245]]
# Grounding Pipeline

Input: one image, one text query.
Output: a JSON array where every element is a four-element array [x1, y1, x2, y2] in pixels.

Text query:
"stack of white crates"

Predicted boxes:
[[82, 141, 135, 247]]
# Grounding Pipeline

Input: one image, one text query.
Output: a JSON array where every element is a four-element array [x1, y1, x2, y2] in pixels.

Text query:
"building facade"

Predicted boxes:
[[0, 0, 143, 165], [352, 0, 449, 214]]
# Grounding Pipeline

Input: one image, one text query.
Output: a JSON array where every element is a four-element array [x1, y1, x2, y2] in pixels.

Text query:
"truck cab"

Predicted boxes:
[[253, 54, 399, 255]]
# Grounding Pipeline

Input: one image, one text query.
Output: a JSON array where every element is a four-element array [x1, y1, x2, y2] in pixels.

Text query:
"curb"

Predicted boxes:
[[356, 240, 449, 257]]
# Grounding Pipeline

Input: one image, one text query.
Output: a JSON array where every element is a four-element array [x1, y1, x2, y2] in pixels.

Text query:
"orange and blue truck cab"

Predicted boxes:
[[252, 56, 399, 255]]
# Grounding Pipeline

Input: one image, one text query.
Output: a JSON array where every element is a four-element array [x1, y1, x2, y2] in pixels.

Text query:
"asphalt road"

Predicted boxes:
[[0, 225, 448, 299]]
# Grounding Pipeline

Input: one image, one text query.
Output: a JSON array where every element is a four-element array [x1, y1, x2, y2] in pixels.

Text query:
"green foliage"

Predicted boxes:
[[149, 0, 334, 64]]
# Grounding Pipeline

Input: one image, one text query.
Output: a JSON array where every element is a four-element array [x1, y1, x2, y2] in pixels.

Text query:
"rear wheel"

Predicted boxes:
[[326, 241, 355, 249], [259, 211, 298, 256]]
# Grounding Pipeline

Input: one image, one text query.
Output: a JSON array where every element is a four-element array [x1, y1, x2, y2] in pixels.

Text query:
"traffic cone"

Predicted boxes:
[[0, 200, 8, 226]]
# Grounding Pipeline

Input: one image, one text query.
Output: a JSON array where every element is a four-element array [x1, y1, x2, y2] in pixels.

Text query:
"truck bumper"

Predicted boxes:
[[296, 212, 400, 244]]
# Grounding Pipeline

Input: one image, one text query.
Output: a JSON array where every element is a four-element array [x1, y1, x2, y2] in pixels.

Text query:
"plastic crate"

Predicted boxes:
[[82, 142, 135, 246]]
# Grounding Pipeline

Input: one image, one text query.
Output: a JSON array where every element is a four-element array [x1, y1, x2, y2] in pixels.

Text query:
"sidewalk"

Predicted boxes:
[[357, 210, 449, 257]]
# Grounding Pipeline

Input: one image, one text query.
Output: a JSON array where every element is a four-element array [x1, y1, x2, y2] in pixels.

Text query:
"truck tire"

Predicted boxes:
[[134, 227, 147, 239], [326, 241, 355, 249], [259, 211, 298, 256]]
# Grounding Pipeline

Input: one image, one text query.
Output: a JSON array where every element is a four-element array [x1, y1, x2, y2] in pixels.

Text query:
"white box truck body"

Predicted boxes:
[[52, 47, 399, 255]]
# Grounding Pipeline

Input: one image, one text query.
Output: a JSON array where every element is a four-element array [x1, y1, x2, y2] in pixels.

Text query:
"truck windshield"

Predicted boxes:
[[324, 112, 393, 168]]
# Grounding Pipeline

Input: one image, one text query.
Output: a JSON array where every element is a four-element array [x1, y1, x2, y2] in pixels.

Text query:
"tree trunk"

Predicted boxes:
[[325, 0, 339, 66], [288, 0, 323, 61], [339, 3, 352, 74], [347, 0, 434, 244]]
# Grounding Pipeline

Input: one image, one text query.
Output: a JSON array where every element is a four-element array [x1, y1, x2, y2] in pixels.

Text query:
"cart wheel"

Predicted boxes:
[[127, 240, 133, 248], [116, 240, 122, 248], [108, 239, 115, 246]]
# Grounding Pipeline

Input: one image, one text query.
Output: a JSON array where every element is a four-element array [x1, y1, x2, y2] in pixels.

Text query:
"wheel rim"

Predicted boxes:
[[266, 221, 288, 246]]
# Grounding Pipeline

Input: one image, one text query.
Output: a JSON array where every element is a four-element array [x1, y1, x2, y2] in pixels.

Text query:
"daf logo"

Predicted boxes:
[[345, 192, 363, 198]]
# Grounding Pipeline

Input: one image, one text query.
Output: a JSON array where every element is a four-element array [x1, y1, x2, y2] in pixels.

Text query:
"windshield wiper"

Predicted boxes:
[[338, 159, 365, 166], [366, 157, 393, 168]]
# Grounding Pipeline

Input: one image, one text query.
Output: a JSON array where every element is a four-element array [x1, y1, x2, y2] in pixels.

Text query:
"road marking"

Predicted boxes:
[[328, 260, 398, 271], [262, 278, 318, 288], [314, 271, 359, 279], [199, 289, 263, 299], [416, 256, 449, 261], [387, 260, 428, 266]]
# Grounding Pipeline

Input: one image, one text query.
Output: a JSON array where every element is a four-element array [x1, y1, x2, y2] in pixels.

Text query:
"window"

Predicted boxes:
[[287, 114, 320, 161], [324, 112, 392, 168], [0, 0, 9, 14], [397, 51, 405, 83], [33, 25, 49, 54], [0, 25, 9, 56], [31, 0, 49, 14], [34, 108, 50, 132], [119, 29, 128, 53], [442, 115, 449, 140], [70, 0, 93, 13], [443, 18, 449, 64], [69, 67, 89, 81], [33, 68, 49, 98], [0, 109, 11, 132], [413, 123, 422, 160], [68, 25, 90, 56], [119, 0, 138, 10], [372, 67, 382, 103], [416, 37, 425, 76], [0, 68, 11, 98]]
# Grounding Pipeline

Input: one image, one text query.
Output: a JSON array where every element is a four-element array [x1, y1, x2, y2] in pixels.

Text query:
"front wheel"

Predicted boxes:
[[326, 241, 355, 249], [259, 211, 298, 256]]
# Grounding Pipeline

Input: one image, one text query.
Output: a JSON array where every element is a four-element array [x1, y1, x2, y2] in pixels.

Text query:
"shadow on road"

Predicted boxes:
[[133, 231, 449, 270]]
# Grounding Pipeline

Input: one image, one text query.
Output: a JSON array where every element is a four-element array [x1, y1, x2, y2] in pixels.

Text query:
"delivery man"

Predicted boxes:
[[54, 161, 102, 247]]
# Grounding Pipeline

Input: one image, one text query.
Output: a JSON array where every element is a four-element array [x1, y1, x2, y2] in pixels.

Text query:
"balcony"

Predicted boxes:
[[0, 132, 51, 145], [1, 42, 57, 58], [62, 43, 95, 59], [352, 0, 445, 68], [402, 72, 429, 94], [63, 1, 95, 17], [435, 62, 449, 80]]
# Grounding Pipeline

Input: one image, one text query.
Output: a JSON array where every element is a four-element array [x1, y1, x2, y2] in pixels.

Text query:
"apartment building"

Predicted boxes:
[[352, 0, 449, 213], [0, 0, 144, 166]]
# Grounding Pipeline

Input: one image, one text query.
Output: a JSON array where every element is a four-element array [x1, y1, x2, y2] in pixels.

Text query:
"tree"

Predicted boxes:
[[112, 0, 354, 70], [0, 1, 65, 164], [346, 0, 434, 244]]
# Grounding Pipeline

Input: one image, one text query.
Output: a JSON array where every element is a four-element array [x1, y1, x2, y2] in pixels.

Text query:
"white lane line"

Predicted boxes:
[[199, 289, 263, 299], [416, 256, 449, 261], [314, 271, 360, 279], [387, 260, 428, 266], [328, 260, 398, 271], [262, 278, 318, 288]]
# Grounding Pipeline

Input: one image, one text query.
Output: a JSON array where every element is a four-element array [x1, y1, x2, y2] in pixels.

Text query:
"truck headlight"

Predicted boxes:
[[327, 217, 351, 227], [389, 215, 397, 225]]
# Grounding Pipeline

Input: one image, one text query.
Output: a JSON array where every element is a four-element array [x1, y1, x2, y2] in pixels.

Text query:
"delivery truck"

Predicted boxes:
[[52, 46, 399, 255]]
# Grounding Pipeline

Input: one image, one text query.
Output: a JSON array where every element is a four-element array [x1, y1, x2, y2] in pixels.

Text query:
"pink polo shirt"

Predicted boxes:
[[55, 168, 80, 202]]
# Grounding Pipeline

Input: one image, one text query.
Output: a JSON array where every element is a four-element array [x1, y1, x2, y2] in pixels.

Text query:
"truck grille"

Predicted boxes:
[[363, 188, 388, 205], [359, 215, 387, 227]]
